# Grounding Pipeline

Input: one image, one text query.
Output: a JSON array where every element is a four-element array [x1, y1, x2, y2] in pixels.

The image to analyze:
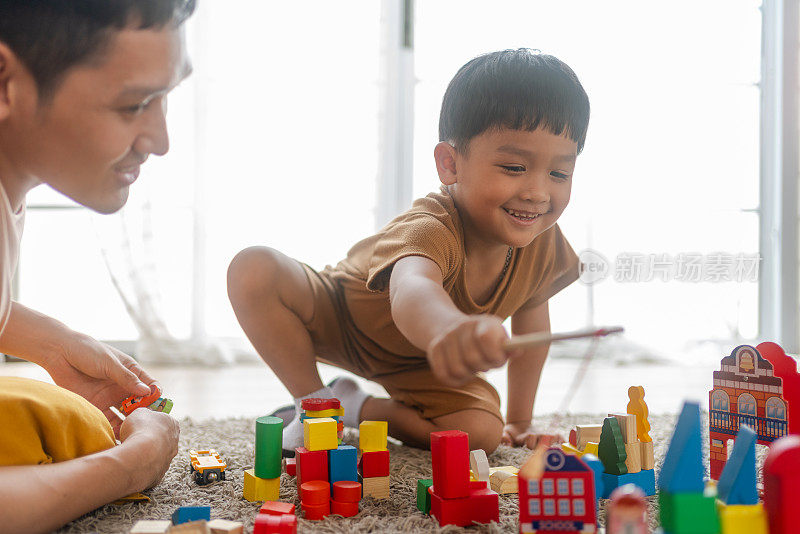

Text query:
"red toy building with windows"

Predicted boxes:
[[708, 344, 795, 479], [518, 448, 597, 534]]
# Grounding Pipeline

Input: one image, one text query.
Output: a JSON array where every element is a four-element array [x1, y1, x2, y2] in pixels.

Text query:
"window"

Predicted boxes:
[[528, 499, 541, 516], [738, 393, 757, 416], [573, 499, 585, 516], [766, 397, 786, 419], [712, 390, 730, 411], [558, 499, 570, 516], [542, 479, 554, 495], [527, 479, 540, 495], [543, 499, 555, 516], [571, 478, 584, 496], [557, 478, 569, 495]]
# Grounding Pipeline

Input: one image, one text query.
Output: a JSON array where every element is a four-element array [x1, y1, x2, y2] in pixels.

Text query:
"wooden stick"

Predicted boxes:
[[503, 325, 624, 351]]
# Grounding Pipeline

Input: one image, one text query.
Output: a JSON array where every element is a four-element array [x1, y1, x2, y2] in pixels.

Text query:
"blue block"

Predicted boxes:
[[717, 424, 758, 505], [329, 444, 358, 483], [582, 453, 604, 510], [658, 401, 704, 493], [171, 506, 211, 525], [601, 469, 656, 498]]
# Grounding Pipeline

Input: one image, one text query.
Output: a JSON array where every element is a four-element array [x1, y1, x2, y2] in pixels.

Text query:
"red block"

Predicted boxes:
[[331, 499, 359, 517], [430, 430, 470, 499], [285, 457, 296, 477], [300, 480, 331, 505], [295, 447, 328, 486], [569, 428, 577, 446], [259, 501, 295, 516], [302, 500, 330, 520], [254, 513, 297, 534], [469, 480, 488, 490], [301, 398, 340, 411], [429, 486, 499, 527], [358, 449, 390, 478], [332, 480, 362, 502], [765, 435, 800, 534]]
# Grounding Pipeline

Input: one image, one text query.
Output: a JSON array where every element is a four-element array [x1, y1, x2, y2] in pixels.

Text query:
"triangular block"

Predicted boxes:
[[658, 401, 704, 493], [717, 425, 758, 505]]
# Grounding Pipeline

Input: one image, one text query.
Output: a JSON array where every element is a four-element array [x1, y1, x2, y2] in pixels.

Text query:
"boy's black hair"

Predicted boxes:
[[439, 49, 590, 154], [0, 0, 196, 100]]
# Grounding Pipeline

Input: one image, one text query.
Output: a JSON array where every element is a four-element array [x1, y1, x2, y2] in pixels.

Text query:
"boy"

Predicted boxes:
[[228, 49, 589, 454], [0, 2, 194, 532]]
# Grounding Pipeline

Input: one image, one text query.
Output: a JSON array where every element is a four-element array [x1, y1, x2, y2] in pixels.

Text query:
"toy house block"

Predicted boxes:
[[284, 457, 296, 477], [659, 401, 704, 493], [301, 397, 340, 411], [169, 521, 210, 534], [172, 506, 212, 525], [430, 430, 470, 499], [358, 449, 390, 478], [255, 415, 283, 479], [294, 446, 328, 486], [243, 469, 280, 502], [207, 519, 244, 534], [488, 466, 519, 494], [333, 480, 362, 502], [600, 469, 655, 498], [599, 417, 628, 475], [359, 421, 388, 452], [259, 501, 296, 516], [764, 434, 800, 534], [253, 513, 297, 534], [129, 520, 172, 534], [304, 407, 345, 418], [360, 475, 390, 499], [429, 485, 499, 527], [658, 491, 720, 534], [627, 385, 652, 442], [300, 480, 331, 505], [717, 425, 758, 505], [469, 449, 490, 482], [329, 445, 358, 483], [640, 440, 655, 470], [330, 499, 359, 517], [582, 453, 605, 510], [609, 413, 638, 444], [576, 424, 603, 450], [417, 479, 433, 513], [303, 417, 338, 451], [624, 441, 642, 474], [718, 503, 768, 534], [301, 501, 330, 520]]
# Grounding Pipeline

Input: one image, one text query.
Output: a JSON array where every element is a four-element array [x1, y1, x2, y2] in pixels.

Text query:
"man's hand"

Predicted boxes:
[[427, 315, 510, 386], [118, 408, 180, 490], [42, 332, 155, 435], [501, 421, 563, 449]]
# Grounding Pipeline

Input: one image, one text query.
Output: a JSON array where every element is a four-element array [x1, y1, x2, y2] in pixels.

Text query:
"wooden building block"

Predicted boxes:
[[129, 520, 172, 534], [300, 398, 340, 411], [243, 469, 280, 502], [488, 466, 519, 494], [329, 445, 358, 483], [359, 421, 388, 452], [253, 513, 297, 534], [284, 457, 296, 477], [358, 449, 390, 478], [255, 416, 283, 479], [361, 475, 390, 499], [469, 449, 490, 482], [300, 480, 331, 505], [598, 417, 628, 475], [172, 507, 211, 525], [303, 417, 338, 451], [258, 501, 295, 516], [718, 503, 768, 534], [624, 442, 642, 474], [627, 385, 652, 442], [562, 442, 582, 456], [640, 440, 654, 470], [333, 480, 362, 502], [576, 424, 602, 450], [609, 413, 638, 444], [430, 430, 470, 499], [304, 407, 344, 418], [301, 500, 330, 520], [583, 441, 599, 456], [169, 521, 210, 534], [417, 479, 433, 514], [295, 446, 328, 486], [330, 499, 359, 517], [207, 519, 244, 534], [429, 485, 499, 527]]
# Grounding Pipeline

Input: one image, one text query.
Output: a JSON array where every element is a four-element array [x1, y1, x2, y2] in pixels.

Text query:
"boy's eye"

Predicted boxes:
[[550, 170, 570, 180], [500, 165, 526, 173]]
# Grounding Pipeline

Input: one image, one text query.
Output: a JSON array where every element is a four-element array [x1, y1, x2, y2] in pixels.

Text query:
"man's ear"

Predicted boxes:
[[434, 141, 459, 186]]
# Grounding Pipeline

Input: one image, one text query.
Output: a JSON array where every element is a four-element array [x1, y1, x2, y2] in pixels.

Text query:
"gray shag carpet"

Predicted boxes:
[[56, 413, 699, 533]]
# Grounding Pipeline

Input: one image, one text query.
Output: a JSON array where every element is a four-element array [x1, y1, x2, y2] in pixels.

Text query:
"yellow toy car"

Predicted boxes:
[[189, 449, 227, 485]]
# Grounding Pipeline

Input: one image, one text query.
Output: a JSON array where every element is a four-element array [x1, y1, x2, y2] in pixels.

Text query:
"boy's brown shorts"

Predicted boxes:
[[300, 263, 503, 424]]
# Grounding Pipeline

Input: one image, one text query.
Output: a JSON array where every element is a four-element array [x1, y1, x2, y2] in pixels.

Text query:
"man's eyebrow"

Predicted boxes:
[[119, 62, 193, 98], [496, 144, 576, 163]]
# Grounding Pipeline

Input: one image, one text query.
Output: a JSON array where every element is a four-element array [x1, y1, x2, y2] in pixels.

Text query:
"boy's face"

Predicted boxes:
[[0, 24, 190, 213], [437, 128, 578, 250]]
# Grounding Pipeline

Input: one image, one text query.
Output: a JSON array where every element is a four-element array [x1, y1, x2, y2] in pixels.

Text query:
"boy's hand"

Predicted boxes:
[[118, 408, 180, 490], [427, 315, 510, 386], [42, 332, 155, 434], [501, 421, 563, 449]]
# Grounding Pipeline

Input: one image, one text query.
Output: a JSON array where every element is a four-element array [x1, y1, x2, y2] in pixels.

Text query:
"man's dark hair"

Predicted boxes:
[[439, 49, 590, 154], [0, 0, 196, 100]]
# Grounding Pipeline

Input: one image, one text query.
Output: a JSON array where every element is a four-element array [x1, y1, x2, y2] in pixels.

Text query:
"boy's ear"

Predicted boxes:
[[434, 141, 458, 186], [0, 41, 26, 122]]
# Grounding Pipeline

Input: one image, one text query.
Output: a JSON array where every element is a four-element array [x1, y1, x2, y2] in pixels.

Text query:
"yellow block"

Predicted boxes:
[[243, 468, 279, 502], [562, 443, 582, 455], [304, 407, 345, 418], [359, 420, 388, 452], [583, 441, 599, 456], [717, 502, 767, 534], [303, 417, 338, 451]]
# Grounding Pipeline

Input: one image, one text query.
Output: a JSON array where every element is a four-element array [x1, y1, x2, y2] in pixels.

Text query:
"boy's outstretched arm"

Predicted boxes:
[[503, 300, 559, 448], [0, 408, 179, 534], [389, 256, 510, 386]]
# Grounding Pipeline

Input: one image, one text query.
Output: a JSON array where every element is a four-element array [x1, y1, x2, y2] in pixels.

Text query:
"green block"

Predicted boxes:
[[599, 417, 628, 475], [255, 415, 283, 478], [658, 491, 720, 534], [416, 479, 433, 514]]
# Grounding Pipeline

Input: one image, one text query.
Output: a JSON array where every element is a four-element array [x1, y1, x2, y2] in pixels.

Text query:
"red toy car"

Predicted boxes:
[[120, 384, 162, 416]]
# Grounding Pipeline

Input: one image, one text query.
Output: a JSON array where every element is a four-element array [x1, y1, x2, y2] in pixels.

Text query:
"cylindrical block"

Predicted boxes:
[[333, 480, 362, 502], [302, 500, 330, 520], [255, 415, 283, 479], [301, 480, 331, 505], [331, 499, 359, 517]]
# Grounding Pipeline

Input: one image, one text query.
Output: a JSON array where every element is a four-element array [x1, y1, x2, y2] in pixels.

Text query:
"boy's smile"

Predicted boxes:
[[436, 127, 577, 255]]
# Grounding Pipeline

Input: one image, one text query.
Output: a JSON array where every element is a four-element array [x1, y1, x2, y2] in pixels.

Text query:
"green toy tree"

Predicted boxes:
[[598, 416, 628, 475]]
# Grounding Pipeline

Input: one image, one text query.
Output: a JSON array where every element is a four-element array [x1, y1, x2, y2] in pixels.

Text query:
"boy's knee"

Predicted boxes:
[[433, 411, 503, 455], [227, 246, 284, 302]]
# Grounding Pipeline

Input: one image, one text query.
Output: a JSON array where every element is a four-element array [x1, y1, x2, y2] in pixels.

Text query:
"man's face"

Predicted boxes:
[[7, 24, 191, 213], [444, 128, 578, 249]]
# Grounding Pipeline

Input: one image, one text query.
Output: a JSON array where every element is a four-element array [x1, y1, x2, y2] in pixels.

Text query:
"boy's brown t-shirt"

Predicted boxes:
[[320, 188, 580, 376]]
